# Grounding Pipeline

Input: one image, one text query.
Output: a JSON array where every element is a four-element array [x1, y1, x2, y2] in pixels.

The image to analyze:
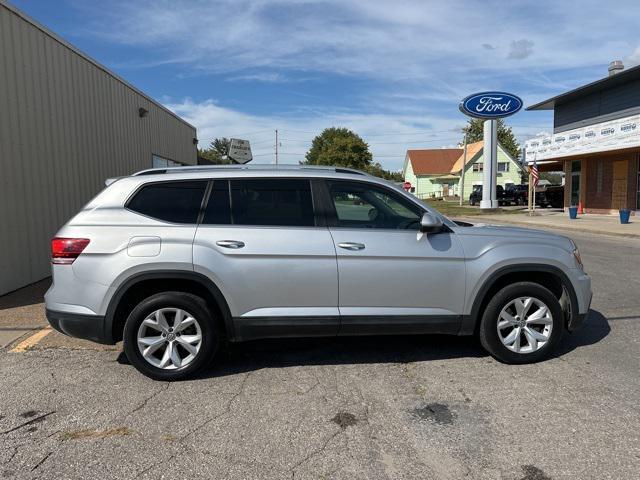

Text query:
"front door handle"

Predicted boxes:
[[216, 240, 245, 249], [338, 242, 365, 251]]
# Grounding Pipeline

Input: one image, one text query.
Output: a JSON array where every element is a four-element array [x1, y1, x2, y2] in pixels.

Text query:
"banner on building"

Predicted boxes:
[[525, 114, 640, 163]]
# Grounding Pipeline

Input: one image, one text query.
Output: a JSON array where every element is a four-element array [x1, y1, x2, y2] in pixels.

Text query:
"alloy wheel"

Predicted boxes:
[[496, 297, 553, 354], [137, 308, 203, 370]]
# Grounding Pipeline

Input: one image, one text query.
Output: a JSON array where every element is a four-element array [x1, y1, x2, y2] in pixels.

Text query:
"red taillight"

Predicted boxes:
[[51, 238, 90, 264]]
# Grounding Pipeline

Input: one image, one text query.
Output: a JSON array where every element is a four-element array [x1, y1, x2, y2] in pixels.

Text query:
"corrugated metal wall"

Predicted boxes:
[[0, 2, 197, 295]]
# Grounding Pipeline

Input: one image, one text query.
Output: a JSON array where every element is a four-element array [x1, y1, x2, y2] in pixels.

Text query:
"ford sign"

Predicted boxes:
[[459, 92, 523, 119]]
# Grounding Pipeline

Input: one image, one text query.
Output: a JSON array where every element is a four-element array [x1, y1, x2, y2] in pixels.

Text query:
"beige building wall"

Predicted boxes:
[[0, 1, 197, 294]]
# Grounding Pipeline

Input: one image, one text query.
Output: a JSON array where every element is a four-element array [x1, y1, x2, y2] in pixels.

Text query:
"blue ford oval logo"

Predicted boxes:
[[459, 91, 523, 119]]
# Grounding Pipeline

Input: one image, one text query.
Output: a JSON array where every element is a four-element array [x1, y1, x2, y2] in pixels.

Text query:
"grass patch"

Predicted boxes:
[[424, 200, 524, 218], [60, 426, 131, 441]]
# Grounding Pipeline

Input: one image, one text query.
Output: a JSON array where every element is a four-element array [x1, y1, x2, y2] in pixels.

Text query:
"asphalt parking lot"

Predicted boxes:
[[1, 229, 639, 480]]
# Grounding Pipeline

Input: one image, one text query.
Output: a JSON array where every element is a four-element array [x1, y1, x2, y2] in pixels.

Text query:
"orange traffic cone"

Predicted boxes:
[[578, 201, 584, 214]]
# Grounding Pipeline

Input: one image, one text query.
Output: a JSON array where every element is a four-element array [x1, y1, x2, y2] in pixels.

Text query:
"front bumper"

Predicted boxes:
[[46, 309, 113, 344], [567, 290, 592, 332]]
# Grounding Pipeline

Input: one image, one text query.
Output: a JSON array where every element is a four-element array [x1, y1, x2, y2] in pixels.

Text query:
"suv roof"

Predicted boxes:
[[132, 164, 369, 177]]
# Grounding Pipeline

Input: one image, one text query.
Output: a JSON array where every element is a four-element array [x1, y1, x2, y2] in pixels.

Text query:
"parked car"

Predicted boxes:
[[505, 184, 529, 206], [469, 185, 511, 206], [535, 184, 564, 208], [45, 165, 591, 380]]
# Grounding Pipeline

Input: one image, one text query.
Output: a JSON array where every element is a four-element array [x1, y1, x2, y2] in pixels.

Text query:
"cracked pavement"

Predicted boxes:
[[1, 231, 639, 479]]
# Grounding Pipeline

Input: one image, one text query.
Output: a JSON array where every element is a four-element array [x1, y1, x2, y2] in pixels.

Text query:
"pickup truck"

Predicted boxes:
[[469, 185, 511, 206], [535, 185, 564, 208]]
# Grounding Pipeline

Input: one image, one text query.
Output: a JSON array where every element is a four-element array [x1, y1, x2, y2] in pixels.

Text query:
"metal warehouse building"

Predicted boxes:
[[0, 1, 198, 295]]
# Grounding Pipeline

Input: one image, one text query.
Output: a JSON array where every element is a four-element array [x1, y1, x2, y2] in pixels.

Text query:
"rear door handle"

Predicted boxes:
[[338, 242, 365, 251], [216, 240, 245, 249]]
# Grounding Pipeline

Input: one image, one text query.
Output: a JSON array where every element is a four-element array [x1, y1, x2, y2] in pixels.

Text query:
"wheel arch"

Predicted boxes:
[[105, 270, 234, 344], [460, 264, 579, 335]]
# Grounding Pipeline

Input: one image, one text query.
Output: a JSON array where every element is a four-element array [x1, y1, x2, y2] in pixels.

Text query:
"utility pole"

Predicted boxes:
[[459, 133, 468, 206], [275, 129, 279, 165]]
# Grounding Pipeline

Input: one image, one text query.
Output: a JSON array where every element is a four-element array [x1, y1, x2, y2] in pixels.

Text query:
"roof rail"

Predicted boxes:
[[131, 164, 368, 176]]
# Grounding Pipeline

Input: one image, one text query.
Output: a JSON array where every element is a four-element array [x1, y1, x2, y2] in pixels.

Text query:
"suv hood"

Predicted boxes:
[[454, 222, 575, 252]]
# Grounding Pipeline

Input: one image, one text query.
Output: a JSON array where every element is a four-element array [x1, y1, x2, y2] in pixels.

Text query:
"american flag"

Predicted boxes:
[[530, 160, 539, 188]]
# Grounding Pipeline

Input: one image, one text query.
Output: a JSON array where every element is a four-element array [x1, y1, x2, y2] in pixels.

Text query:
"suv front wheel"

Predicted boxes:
[[479, 282, 563, 364], [123, 292, 219, 380]]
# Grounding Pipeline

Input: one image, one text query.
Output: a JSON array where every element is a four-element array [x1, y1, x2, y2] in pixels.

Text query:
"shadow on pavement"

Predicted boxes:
[[195, 334, 487, 379], [554, 309, 610, 357], [113, 308, 612, 380], [193, 310, 610, 379], [0, 278, 50, 310]]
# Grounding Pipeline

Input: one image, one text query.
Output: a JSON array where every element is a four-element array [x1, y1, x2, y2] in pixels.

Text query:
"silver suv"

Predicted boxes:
[[45, 165, 592, 380]]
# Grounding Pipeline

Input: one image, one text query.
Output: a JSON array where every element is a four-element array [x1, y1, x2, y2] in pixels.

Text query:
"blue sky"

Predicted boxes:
[[12, 0, 640, 170]]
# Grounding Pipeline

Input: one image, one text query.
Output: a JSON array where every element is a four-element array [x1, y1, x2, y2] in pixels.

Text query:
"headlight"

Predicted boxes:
[[573, 247, 583, 269]]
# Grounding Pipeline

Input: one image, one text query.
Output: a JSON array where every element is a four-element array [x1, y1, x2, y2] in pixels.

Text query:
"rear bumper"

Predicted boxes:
[[46, 309, 114, 344]]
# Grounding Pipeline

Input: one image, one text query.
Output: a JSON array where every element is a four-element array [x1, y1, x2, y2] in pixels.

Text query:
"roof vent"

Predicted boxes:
[[608, 60, 624, 76]]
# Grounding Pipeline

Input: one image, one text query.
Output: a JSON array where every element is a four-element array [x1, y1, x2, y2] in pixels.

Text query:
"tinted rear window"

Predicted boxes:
[[202, 180, 232, 225], [229, 179, 314, 227], [128, 181, 206, 223]]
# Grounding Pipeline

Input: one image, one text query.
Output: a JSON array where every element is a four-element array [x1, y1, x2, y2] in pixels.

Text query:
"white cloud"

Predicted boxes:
[[508, 39, 534, 60], [628, 47, 640, 66], [166, 98, 466, 171], [226, 73, 289, 83], [166, 97, 548, 170], [84, 0, 640, 80]]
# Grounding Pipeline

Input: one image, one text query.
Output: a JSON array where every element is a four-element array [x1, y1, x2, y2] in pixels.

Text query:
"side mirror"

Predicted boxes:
[[420, 212, 444, 233]]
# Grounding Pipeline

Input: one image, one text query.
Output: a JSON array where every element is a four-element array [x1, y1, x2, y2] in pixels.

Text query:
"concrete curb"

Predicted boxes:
[[456, 216, 640, 239]]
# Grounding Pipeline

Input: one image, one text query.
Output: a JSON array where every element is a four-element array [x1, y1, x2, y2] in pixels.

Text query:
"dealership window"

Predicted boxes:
[[497, 162, 509, 172], [570, 160, 581, 206], [152, 154, 183, 168], [127, 181, 207, 223], [473, 163, 484, 172], [637, 157, 640, 209], [596, 160, 603, 194]]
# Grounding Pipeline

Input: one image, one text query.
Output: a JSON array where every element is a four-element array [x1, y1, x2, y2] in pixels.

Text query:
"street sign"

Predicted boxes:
[[228, 138, 252, 164], [403, 181, 412, 191], [459, 91, 523, 119]]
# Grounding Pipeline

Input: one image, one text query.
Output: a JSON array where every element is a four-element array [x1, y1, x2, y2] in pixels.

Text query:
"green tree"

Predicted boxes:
[[302, 128, 373, 170], [366, 162, 404, 182], [198, 137, 233, 164], [461, 118, 520, 160]]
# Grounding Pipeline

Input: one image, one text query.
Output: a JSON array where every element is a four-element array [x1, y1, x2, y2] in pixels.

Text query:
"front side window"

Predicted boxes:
[[498, 162, 509, 172], [473, 163, 484, 172], [128, 181, 207, 223], [327, 181, 422, 230], [229, 179, 315, 227]]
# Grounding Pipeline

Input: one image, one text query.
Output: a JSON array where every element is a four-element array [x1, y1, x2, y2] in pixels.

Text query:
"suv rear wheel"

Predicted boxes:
[[123, 292, 219, 380], [479, 282, 563, 364]]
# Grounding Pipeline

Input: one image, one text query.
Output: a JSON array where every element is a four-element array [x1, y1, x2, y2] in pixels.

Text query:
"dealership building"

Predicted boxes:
[[525, 61, 640, 214], [0, 1, 198, 295]]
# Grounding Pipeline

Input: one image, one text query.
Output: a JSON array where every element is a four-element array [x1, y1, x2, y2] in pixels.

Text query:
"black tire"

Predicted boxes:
[[517, 197, 525, 206], [479, 282, 563, 364], [123, 292, 219, 380]]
